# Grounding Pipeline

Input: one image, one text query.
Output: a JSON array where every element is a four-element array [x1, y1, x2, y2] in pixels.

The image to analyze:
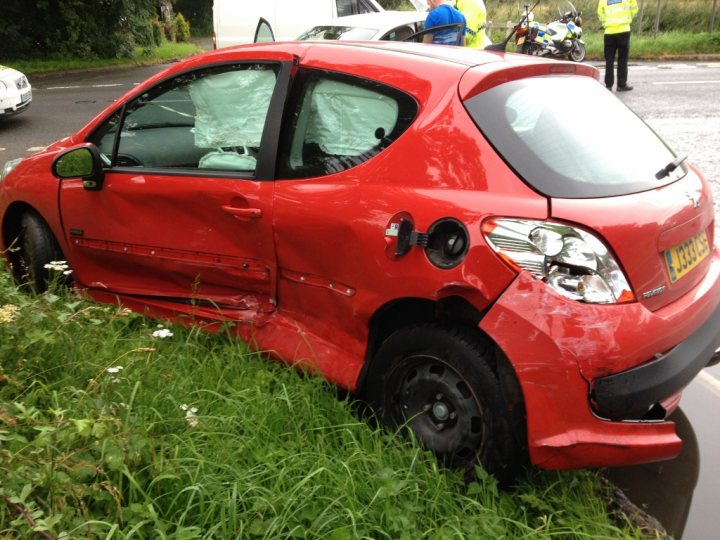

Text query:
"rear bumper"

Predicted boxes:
[[592, 301, 720, 420], [479, 249, 720, 469]]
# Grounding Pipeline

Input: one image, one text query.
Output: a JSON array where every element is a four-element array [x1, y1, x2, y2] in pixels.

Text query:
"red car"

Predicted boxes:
[[1, 42, 719, 480]]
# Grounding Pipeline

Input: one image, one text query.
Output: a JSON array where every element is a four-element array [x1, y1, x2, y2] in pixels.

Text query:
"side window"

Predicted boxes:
[[336, 0, 355, 17], [89, 64, 279, 174], [381, 24, 416, 41], [336, 0, 376, 16], [277, 69, 417, 179]]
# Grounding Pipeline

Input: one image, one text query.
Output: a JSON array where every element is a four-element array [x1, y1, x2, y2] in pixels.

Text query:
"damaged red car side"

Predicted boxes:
[[1, 42, 719, 480]]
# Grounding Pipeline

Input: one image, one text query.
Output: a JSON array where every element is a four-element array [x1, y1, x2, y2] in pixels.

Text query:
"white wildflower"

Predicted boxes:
[[43, 260, 70, 272], [180, 404, 199, 427], [152, 328, 174, 339], [0, 304, 20, 324], [106, 366, 124, 374]]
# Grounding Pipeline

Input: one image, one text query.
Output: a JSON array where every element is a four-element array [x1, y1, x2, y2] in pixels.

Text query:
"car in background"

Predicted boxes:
[[212, 0, 384, 48], [296, 10, 493, 47], [0, 65, 31, 118], [1, 41, 719, 482], [296, 11, 426, 42]]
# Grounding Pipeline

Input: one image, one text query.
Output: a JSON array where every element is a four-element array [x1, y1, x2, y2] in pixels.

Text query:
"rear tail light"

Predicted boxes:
[[482, 218, 635, 304]]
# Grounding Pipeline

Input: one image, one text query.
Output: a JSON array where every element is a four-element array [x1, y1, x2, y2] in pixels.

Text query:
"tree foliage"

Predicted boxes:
[[173, 0, 212, 36], [0, 0, 159, 60]]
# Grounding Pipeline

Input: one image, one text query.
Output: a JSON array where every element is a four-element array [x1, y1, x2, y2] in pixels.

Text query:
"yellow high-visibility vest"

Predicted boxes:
[[455, 0, 487, 47], [597, 0, 638, 34]]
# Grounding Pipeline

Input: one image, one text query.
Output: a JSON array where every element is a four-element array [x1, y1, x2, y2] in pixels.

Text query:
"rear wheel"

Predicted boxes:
[[14, 211, 67, 293], [365, 324, 523, 482], [569, 41, 586, 62], [520, 42, 543, 56]]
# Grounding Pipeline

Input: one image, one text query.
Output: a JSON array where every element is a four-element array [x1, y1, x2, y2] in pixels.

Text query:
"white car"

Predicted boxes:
[[0, 65, 31, 119], [296, 11, 426, 42]]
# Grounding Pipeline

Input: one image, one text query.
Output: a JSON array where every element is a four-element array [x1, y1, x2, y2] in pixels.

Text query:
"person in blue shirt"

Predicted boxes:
[[424, 0, 466, 46]]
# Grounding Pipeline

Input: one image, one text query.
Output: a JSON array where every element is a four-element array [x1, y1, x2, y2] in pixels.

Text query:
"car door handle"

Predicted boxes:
[[222, 205, 263, 219]]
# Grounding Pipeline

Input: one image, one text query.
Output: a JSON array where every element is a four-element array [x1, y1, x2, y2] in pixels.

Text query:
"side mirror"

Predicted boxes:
[[52, 145, 105, 191]]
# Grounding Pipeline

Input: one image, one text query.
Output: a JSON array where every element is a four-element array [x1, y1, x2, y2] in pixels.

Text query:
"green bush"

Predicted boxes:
[[151, 18, 164, 47], [131, 16, 156, 48], [176, 13, 192, 43]]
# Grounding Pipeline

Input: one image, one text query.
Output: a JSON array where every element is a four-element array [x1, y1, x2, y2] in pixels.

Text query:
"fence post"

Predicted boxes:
[[637, 0, 645, 36], [712, 0, 718, 33], [653, 0, 662, 38]]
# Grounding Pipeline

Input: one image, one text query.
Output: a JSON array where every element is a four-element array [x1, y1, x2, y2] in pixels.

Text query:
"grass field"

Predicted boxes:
[[0, 269, 655, 538]]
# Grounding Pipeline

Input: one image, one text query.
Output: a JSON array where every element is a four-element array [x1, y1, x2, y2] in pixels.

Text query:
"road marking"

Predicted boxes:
[[0, 148, 6, 152], [27, 146, 48, 153], [651, 80, 720, 86], [698, 370, 720, 399], [44, 84, 124, 91]]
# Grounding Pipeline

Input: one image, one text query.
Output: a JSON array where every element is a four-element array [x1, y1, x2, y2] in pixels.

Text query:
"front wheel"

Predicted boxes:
[[14, 211, 68, 293], [364, 324, 523, 482], [568, 41, 586, 62]]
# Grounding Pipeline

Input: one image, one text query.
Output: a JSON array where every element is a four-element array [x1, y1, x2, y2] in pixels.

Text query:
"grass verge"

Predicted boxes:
[[0, 268, 657, 538], [7, 42, 204, 76], [584, 31, 720, 61]]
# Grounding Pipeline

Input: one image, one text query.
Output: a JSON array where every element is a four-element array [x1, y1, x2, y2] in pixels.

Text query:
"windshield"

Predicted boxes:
[[464, 76, 685, 198], [297, 25, 378, 41]]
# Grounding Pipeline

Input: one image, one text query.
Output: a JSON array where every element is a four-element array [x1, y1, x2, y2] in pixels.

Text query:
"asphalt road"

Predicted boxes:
[[1, 59, 719, 539]]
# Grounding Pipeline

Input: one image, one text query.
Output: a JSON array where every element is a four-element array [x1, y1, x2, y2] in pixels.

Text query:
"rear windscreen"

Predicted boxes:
[[464, 75, 686, 198]]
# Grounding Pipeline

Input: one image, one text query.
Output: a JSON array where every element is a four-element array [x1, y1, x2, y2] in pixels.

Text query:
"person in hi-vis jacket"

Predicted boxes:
[[598, 0, 639, 91]]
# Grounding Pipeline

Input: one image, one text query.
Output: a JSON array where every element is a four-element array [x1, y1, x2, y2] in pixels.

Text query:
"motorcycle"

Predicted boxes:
[[514, 1, 586, 62]]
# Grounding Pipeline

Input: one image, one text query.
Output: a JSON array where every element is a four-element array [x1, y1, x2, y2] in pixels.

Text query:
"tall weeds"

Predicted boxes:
[[0, 270, 649, 538]]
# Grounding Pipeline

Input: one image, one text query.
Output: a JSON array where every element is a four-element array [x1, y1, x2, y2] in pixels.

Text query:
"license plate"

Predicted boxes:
[[20, 91, 31, 103], [664, 231, 710, 283]]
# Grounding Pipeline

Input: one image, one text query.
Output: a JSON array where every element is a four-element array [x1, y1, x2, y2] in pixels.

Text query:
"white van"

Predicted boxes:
[[212, 0, 385, 49]]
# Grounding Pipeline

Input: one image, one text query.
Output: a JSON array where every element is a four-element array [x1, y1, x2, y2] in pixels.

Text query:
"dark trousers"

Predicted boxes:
[[604, 31, 631, 88]]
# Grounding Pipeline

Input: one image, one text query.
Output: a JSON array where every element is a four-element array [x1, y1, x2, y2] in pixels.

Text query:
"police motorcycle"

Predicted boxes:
[[514, 1, 586, 62]]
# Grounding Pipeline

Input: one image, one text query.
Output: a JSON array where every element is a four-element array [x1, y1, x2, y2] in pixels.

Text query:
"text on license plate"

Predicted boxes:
[[664, 231, 710, 283]]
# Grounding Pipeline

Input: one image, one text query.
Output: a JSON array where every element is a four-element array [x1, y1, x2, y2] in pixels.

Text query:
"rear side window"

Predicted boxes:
[[277, 69, 417, 178], [464, 76, 684, 198]]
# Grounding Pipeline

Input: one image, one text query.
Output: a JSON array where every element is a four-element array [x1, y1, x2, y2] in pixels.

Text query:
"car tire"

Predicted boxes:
[[16, 211, 67, 293], [365, 324, 522, 483]]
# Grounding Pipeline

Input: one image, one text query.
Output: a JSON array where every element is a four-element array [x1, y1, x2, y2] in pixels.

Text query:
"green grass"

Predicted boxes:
[[8, 41, 204, 75], [582, 31, 720, 61], [0, 269, 657, 538]]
